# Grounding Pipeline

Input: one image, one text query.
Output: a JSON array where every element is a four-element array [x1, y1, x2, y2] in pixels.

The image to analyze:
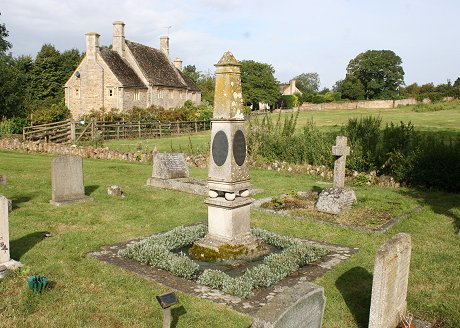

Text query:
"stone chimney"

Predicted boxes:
[[173, 58, 182, 70], [112, 21, 125, 58], [289, 79, 296, 93], [85, 32, 100, 61], [160, 36, 170, 59]]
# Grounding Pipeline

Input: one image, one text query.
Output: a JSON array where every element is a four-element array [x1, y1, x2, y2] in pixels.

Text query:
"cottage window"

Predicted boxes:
[[134, 90, 140, 101], [169, 89, 174, 99], [158, 89, 164, 99], [108, 89, 113, 97], [75, 88, 80, 98]]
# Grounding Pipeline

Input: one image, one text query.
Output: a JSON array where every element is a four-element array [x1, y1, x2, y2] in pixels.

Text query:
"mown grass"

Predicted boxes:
[[102, 102, 460, 156], [0, 150, 459, 327]]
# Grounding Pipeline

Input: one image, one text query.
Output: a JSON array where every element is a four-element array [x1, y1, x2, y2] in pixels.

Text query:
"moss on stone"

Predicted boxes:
[[189, 243, 248, 262]]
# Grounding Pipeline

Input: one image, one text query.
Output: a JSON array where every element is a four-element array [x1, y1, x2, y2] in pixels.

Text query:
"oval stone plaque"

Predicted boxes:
[[233, 129, 246, 166], [212, 130, 228, 166]]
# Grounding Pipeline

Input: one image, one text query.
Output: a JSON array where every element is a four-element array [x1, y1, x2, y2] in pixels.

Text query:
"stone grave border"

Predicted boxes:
[[88, 226, 356, 317], [252, 195, 422, 233]]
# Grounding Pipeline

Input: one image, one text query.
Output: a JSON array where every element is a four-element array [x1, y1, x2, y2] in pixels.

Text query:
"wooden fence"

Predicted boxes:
[[23, 119, 211, 143]]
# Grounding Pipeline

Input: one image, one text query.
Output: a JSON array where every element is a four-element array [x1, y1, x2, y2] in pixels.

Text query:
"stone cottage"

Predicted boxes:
[[65, 21, 201, 118], [280, 80, 302, 96]]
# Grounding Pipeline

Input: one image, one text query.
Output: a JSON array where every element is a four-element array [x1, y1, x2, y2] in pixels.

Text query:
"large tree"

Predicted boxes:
[[293, 72, 320, 94], [182, 65, 215, 105], [346, 50, 404, 99], [240, 60, 279, 108]]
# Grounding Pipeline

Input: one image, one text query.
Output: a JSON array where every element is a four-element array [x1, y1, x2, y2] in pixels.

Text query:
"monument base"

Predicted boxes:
[[50, 195, 92, 206], [193, 196, 267, 260], [1, 259, 22, 270], [315, 187, 357, 214], [208, 179, 251, 194]]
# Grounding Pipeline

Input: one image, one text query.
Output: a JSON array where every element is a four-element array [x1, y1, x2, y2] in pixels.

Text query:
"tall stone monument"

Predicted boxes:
[[0, 195, 21, 269], [315, 136, 356, 214], [195, 51, 258, 253]]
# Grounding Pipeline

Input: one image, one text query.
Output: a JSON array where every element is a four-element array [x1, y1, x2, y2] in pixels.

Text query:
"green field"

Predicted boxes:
[[0, 150, 459, 327], [102, 102, 460, 155]]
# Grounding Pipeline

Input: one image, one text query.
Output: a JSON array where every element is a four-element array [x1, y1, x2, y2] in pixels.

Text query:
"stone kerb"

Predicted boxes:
[[50, 156, 92, 206], [369, 233, 412, 328], [252, 282, 325, 328]]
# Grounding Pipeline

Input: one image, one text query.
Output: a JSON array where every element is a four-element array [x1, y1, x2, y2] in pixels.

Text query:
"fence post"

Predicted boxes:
[[176, 121, 180, 134], [91, 117, 96, 141], [159, 123, 162, 138], [70, 120, 76, 143], [195, 121, 198, 133], [138, 121, 141, 138]]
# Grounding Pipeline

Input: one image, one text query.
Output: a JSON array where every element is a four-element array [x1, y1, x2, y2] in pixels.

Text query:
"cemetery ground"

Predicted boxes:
[[1, 150, 459, 327]]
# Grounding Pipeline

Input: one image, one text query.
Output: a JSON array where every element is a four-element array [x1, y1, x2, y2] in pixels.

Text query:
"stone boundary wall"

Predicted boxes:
[[298, 97, 456, 111]]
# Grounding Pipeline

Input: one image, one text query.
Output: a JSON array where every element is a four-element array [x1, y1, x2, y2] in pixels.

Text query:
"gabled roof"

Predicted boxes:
[[126, 40, 199, 91], [100, 49, 146, 88]]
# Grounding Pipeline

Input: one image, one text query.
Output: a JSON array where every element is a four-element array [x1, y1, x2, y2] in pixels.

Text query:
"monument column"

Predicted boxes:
[[196, 51, 258, 251], [0, 195, 21, 269]]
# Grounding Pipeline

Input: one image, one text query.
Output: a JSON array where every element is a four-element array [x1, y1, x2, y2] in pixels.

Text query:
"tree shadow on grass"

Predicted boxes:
[[84, 185, 99, 196], [171, 305, 187, 328], [10, 231, 49, 260], [10, 195, 33, 210], [398, 188, 460, 233], [336, 266, 373, 328]]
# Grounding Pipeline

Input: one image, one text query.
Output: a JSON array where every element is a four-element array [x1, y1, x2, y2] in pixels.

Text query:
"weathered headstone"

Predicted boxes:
[[50, 156, 92, 206], [316, 136, 356, 214], [252, 282, 326, 328], [150, 152, 189, 180], [369, 233, 412, 328], [0, 195, 21, 269], [0, 175, 6, 185], [195, 51, 258, 254], [332, 136, 350, 188]]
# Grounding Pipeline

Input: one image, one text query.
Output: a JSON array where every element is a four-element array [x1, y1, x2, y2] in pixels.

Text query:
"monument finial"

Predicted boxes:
[[215, 51, 240, 66]]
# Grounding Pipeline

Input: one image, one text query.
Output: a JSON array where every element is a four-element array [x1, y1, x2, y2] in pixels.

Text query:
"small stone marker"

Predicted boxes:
[[107, 185, 124, 198], [369, 233, 412, 328], [0, 195, 21, 269], [0, 175, 6, 185], [316, 136, 356, 214], [151, 153, 189, 180], [332, 136, 350, 188], [50, 156, 92, 206], [252, 282, 325, 328]]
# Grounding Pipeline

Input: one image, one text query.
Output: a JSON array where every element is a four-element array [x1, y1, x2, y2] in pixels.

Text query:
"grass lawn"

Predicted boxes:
[[0, 150, 459, 327], [102, 102, 460, 155]]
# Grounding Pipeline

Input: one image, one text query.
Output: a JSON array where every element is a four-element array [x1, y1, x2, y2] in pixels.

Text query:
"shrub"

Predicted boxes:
[[280, 95, 299, 109]]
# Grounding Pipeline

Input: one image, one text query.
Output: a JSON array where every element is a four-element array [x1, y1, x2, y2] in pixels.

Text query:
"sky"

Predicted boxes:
[[2, 0, 460, 89]]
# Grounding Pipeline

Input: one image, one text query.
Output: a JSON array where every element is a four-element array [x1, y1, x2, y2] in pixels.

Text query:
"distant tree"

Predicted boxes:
[[334, 76, 365, 100], [197, 72, 215, 105], [346, 50, 404, 99], [60, 49, 82, 83], [182, 65, 200, 84], [0, 55, 29, 118], [294, 72, 320, 94], [0, 13, 11, 54], [240, 60, 279, 108]]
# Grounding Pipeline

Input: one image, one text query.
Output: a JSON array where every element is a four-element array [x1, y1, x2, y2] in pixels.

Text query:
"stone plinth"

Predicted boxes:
[[369, 233, 412, 328], [252, 282, 326, 328], [315, 187, 356, 214], [202, 197, 254, 246], [50, 156, 92, 206]]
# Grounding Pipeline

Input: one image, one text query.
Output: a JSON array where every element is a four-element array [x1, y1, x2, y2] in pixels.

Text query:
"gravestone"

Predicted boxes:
[[0, 195, 21, 269], [150, 152, 189, 180], [252, 282, 325, 328], [369, 233, 412, 328], [195, 51, 258, 253], [332, 136, 350, 188], [107, 185, 124, 198], [50, 156, 92, 206], [316, 136, 356, 214]]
